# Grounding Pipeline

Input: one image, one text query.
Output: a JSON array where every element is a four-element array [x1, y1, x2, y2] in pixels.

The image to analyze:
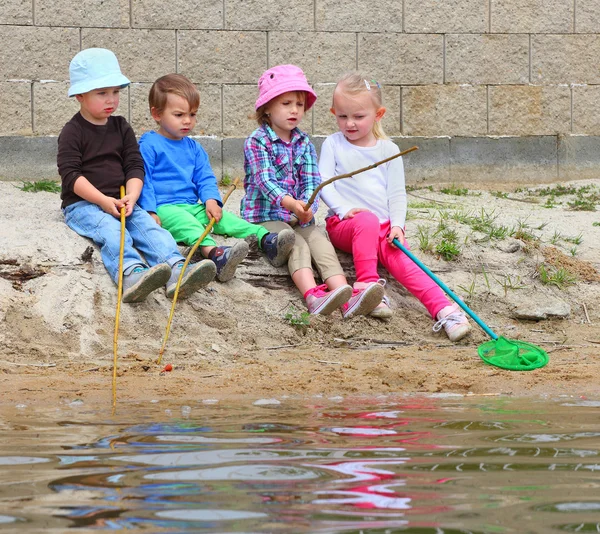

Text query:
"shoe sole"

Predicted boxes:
[[343, 283, 385, 319], [311, 285, 353, 315], [166, 260, 216, 299], [122, 264, 171, 303], [268, 229, 296, 268], [370, 305, 393, 319], [216, 241, 249, 282], [447, 324, 471, 342]]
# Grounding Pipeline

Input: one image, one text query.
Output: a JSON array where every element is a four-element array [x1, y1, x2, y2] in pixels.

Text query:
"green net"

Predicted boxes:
[[477, 336, 549, 371]]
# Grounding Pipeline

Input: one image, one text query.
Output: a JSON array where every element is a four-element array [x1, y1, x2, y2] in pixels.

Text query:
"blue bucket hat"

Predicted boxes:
[[68, 48, 130, 97]]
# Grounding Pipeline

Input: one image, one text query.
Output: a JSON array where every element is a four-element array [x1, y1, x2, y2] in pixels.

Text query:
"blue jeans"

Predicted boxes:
[[63, 201, 184, 283]]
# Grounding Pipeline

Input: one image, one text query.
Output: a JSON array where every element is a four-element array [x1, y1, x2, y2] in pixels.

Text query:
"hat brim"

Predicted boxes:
[[255, 81, 317, 111], [68, 72, 131, 97]]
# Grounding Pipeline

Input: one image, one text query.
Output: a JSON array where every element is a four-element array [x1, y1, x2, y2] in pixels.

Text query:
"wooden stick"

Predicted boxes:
[[304, 146, 418, 211], [583, 302, 591, 324], [112, 185, 126, 413], [158, 179, 240, 364]]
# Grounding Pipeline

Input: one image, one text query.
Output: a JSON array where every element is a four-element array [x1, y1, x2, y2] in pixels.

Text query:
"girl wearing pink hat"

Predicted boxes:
[[241, 65, 384, 318]]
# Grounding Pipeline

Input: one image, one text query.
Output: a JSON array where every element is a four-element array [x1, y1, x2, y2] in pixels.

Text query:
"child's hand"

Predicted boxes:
[[205, 199, 222, 222], [388, 226, 405, 247], [149, 212, 162, 226], [294, 200, 314, 225], [342, 208, 371, 219], [120, 193, 138, 217], [99, 195, 122, 218]]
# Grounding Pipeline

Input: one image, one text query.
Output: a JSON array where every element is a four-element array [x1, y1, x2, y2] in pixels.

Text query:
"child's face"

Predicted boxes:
[[76, 86, 121, 125], [331, 88, 385, 147], [151, 93, 197, 141], [265, 91, 305, 141]]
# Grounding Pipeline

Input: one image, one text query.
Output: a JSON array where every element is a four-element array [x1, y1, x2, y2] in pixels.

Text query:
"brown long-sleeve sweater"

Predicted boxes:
[[57, 112, 145, 208]]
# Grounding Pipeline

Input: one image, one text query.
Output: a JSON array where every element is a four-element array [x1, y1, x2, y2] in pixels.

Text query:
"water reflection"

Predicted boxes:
[[0, 396, 598, 532]]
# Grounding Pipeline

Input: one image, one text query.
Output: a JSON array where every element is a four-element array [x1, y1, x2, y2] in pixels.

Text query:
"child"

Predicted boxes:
[[242, 65, 383, 317], [138, 74, 295, 282], [57, 48, 216, 303], [319, 72, 471, 341]]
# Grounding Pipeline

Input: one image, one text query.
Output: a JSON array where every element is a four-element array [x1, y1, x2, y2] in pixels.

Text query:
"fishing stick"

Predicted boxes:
[[112, 185, 126, 412], [158, 178, 240, 364], [304, 146, 418, 211]]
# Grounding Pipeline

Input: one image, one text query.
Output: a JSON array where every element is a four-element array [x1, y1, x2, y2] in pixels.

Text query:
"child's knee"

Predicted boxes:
[[353, 210, 380, 228]]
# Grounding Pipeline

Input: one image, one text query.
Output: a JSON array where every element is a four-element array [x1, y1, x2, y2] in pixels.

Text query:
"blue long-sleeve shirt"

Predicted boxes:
[[138, 131, 222, 213]]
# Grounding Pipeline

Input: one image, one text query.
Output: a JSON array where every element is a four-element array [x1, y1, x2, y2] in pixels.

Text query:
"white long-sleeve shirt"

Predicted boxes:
[[319, 132, 407, 229]]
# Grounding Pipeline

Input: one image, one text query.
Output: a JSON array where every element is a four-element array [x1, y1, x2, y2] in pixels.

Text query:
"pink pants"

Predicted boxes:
[[326, 212, 450, 318]]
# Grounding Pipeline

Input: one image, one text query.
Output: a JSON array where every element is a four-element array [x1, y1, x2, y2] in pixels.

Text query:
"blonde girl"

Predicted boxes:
[[319, 72, 471, 341], [241, 65, 383, 317]]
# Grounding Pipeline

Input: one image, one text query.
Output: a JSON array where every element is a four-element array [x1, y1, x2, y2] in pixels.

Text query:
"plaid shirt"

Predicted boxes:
[[242, 124, 321, 225]]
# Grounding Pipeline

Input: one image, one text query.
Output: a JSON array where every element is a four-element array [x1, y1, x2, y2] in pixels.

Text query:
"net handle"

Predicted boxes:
[[392, 238, 498, 340]]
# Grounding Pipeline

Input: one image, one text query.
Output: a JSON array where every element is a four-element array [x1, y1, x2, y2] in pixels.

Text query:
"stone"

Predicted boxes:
[[222, 85, 257, 137], [532, 35, 600, 84], [0, 26, 79, 80], [491, 0, 573, 33], [558, 135, 600, 180], [35, 0, 129, 27], [270, 32, 356, 83], [82, 28, 176, 83], [488, 85, 571, 136], [572, 85, 600, 135], [179, 30, 267, 84], [405, 0, 487, 33], [226, 0, 313, 30], [0, 82, 32, 136], [511, 298, 571, 320], [576, 0, 600, 32], [359, 33, 443, 85], [312, 83, 336, 136], [0, 0, 32, 24], [133, 0, 222, 29], [317, 0, 402, 32], [395, 137, 451, 183], [446, 34, 529, 84], [0, 137, 59, 180], [403, 85, 487, 136], [33, 81, 82, 135]]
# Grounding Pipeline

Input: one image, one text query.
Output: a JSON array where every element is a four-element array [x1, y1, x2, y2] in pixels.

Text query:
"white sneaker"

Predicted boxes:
[[433, 303, 471, 342], [369, 279, 393, 319]]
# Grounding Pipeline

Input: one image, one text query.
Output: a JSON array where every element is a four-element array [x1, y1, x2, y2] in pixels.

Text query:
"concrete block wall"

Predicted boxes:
[[2, 0, 600, 182]]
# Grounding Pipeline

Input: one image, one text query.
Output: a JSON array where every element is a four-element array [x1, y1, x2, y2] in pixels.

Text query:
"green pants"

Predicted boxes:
[[157, 203, 269, 247]]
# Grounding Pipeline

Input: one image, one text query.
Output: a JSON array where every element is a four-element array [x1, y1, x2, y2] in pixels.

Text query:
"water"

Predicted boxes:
[[0, 395, 599, 533]]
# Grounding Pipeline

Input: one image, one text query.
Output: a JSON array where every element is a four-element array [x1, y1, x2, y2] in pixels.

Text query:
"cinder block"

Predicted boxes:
[[446, 34, 529, 84], [0, 0, 32, 24], [576, 0, 600, 32], [489, 85, 571, 135], [0, 81, 32, 135], [222, 137, 245, 181], [269, 32, 356, 83], [0, 26, 79, 80], [312, 83, 336, 136], [450, 136, 558, 183], [403, 85, 487, 136], [405, 0, 487, 33], [226, 0, 313, 30], [532, 35, 600, 84], [222, 85, 257, 137], [394, 137, 451, 183], [195, 136, 223, 179], [491, 0, 573, 33], [572, 85, 600, 135], [36, 0, 129, 28], [130, 83, 154, 135], [82, 29, 176, 83], [316, 0, 402, 32], [133, 0, 222, 29], [0, 137, 59, 181], [179, 31, 266, 84], [33, 82, 80, 135], [359, 34, 443, 85], [558, 134, 600, 179]]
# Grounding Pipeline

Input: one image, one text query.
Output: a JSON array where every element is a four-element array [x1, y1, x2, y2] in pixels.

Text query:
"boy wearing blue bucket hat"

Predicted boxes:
[[58, 48, 216, 302]]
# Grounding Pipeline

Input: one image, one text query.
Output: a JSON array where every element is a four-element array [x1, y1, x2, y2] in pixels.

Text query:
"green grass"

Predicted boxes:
[[494, 272, 527, 297], [18, 180, 61, 193], [491, 191, 509, 199], [440, 184, 469, 196], [416, 225, 433, 253], [593, 222, 600, 227], [284, 308, 311, 329], [564, 233, 583, 245], [220, 174, 233, 187], [436, 239, 461, 261], [538, 264, 577, 289]]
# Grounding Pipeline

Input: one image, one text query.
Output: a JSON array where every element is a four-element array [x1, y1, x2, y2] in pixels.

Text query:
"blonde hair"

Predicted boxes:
[[149, 73, 200, 116], [254, 91, 306, 126], [333, 72, 387, 140]]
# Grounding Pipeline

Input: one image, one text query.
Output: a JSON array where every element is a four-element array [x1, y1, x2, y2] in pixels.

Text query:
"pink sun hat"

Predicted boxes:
[[255, 65, 317, 111]]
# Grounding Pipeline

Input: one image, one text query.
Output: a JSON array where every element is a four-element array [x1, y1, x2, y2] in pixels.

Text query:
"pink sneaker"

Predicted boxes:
[[341, 282, 384, 319], [305, 284, 352, 315], [433, 303, 471, 342]]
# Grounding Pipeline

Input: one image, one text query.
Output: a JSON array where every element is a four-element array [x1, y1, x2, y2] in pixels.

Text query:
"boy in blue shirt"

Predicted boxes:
[[58, 49, 216, 302], [138, 74, 295, 282]]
